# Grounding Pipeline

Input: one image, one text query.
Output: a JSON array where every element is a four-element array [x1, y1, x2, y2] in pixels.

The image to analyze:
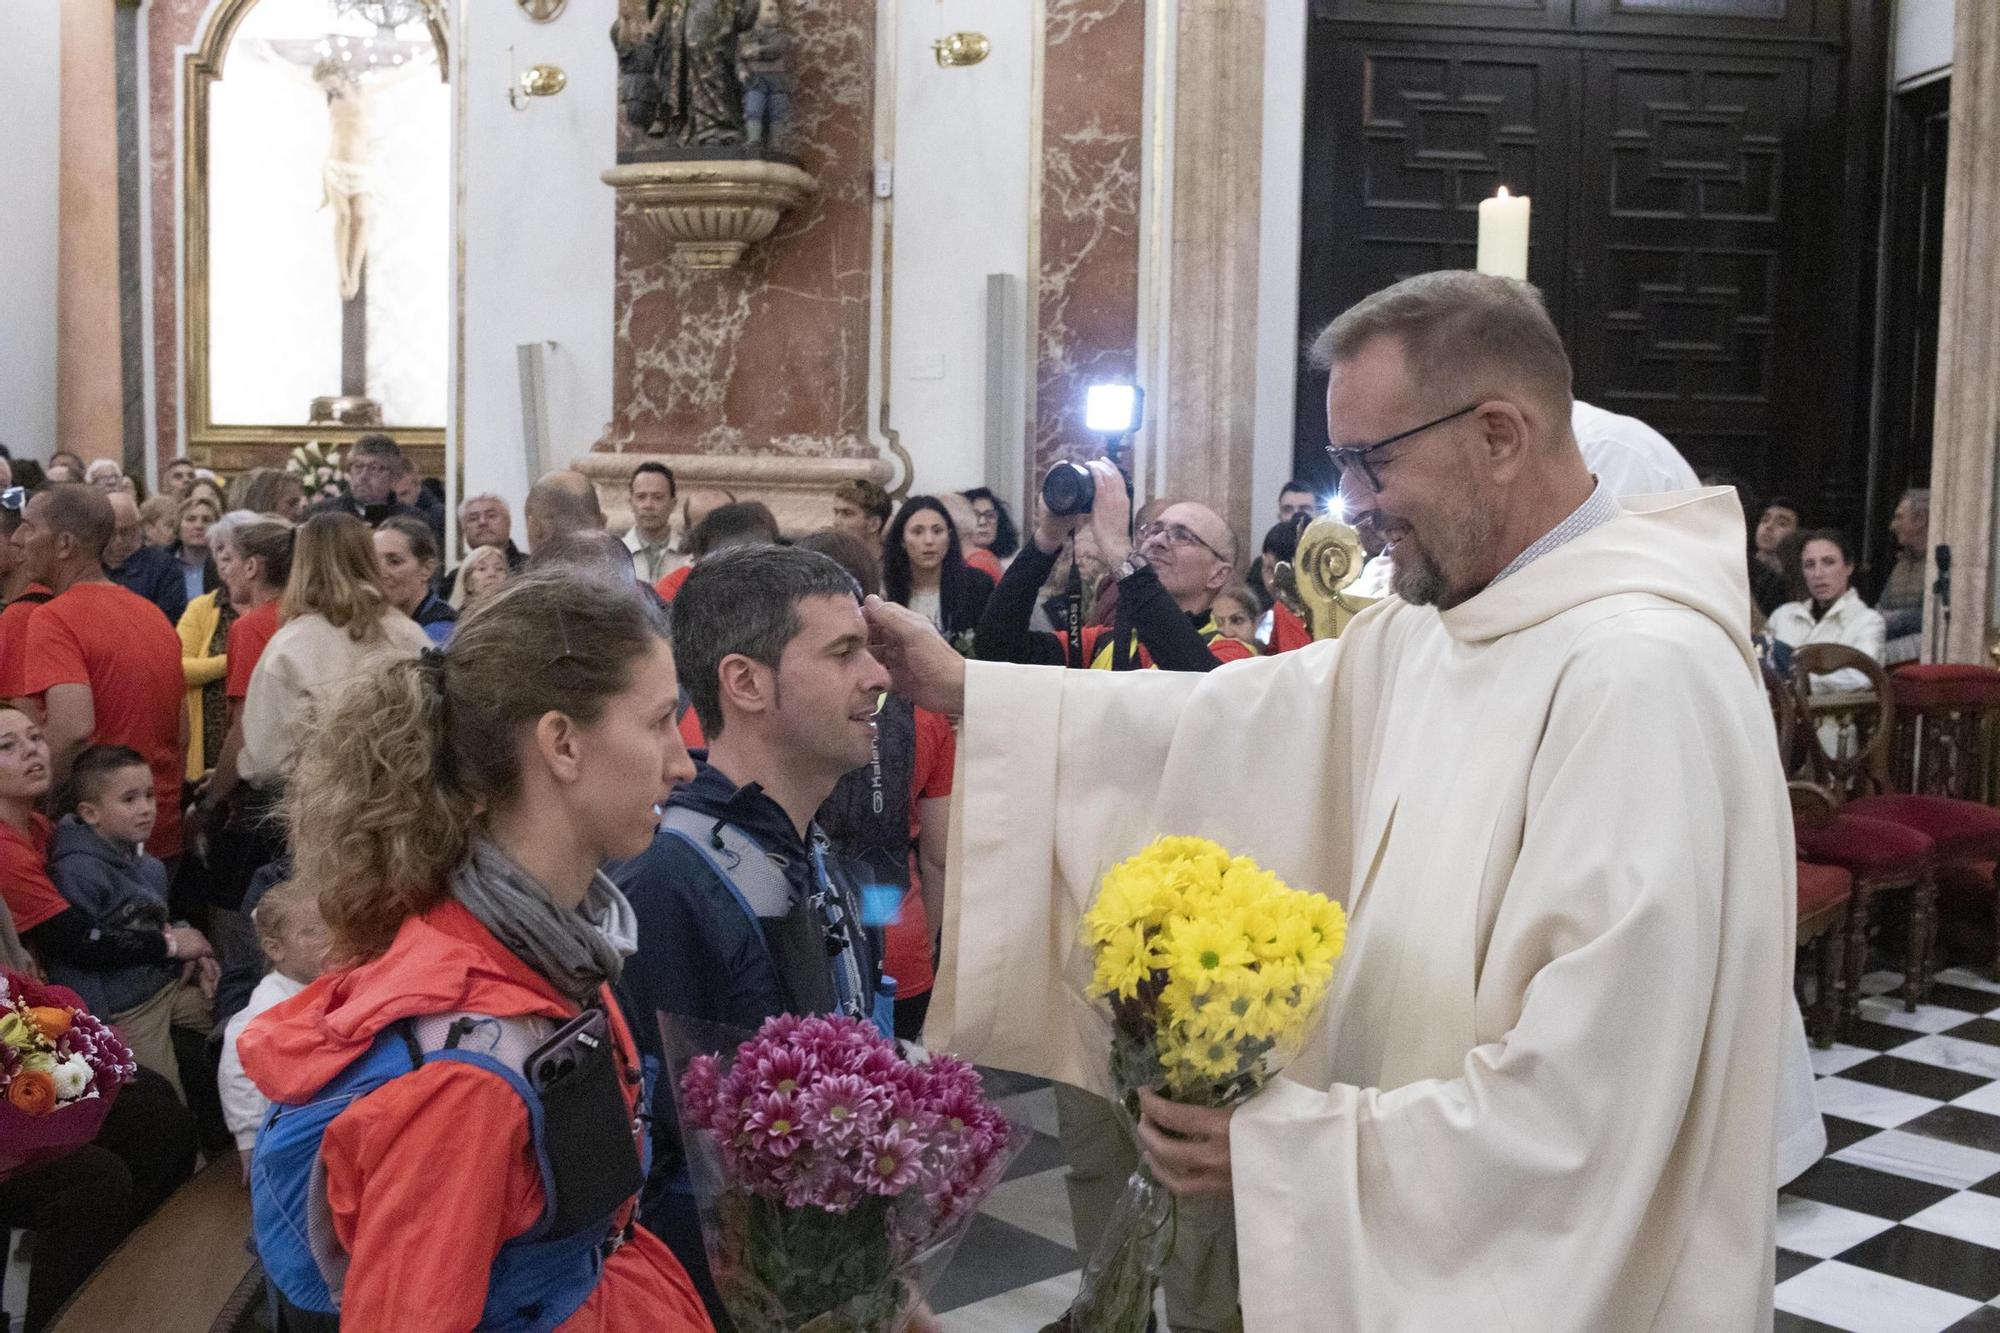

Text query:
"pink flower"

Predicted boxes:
[[743, 1090, 806, 1159], [859, 1123, 923, 1196], [680, 1054, 721, 1127]]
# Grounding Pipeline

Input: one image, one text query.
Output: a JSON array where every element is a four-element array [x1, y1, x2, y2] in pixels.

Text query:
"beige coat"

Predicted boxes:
[[238, 611, 431, 785], [930, 489, 1821, 1332]]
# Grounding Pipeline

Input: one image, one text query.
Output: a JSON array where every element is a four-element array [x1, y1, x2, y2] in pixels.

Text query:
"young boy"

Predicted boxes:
[[219, 877, 329, 1179], [47, 744, 215, 1100]]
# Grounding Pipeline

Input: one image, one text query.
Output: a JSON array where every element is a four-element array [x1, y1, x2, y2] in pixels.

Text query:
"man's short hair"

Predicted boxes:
[[350, 433, 402, 463], [524, 470, 605, 539], [67, 743, 150, 811], [459, 491, 507, 518], [41, 484, 116, 561], [1901, 487, 1931, 517], [794, 529, 882, 598], [526, 527, 641, 582], [1310, 271, 1573, 424], [1279, 479, 1316, 498], [833, 479, 892, 526], [1763, 496, 1803, 522], [688, 501, 780, 559], [672, 545, 861, 739], [630, 462, 677, 494]]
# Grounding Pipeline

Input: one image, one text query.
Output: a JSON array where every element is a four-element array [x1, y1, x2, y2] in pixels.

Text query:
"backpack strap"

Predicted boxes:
[[657, 805, 794, 919]]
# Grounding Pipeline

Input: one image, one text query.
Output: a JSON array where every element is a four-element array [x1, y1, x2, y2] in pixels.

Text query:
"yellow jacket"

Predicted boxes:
[[179, 591, 227, 780]]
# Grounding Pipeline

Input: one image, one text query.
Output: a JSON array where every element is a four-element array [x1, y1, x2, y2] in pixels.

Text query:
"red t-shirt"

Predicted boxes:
[[0, 813, 64, 933], [964, 546, 1004, 584], [0, 586, 51, 698], [24, 584, 187, 858], [655, 566, 692, 605], [226, 601, 282, 700], [1266, 602, 1313, 654], [884, 708, 956, 999]]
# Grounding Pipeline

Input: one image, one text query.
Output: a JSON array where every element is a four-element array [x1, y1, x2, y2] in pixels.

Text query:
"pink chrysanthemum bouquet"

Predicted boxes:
[[675, 1014, 1027, 1332]]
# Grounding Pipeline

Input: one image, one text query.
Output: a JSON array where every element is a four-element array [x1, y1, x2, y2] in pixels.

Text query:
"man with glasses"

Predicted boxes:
[[866, 269, 1820, 1330], [975, 463, 1250, 672], [0, 486, 46, 705], [311, 433, 422, 529]]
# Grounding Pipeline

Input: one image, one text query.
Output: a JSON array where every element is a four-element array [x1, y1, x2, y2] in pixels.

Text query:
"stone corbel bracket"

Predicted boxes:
[[575, 451, 891, 538], [602, 158, 820, 269]]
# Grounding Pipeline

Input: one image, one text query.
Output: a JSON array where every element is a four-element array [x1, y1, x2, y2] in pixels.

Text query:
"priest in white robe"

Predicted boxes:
[[864, 270, 1822, 1332]]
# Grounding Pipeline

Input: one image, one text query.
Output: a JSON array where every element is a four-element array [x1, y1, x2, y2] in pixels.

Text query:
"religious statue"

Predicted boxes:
[[613, 0, 774, 150], [738, 0, 791, 148], [314, 58, 371, 302]]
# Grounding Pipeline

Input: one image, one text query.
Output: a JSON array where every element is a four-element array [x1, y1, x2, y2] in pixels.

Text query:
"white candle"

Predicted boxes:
[[1476, 186, 1531, 281]]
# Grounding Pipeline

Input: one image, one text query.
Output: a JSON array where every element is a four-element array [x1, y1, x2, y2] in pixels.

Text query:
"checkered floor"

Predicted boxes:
[[936, 967, 2000, 1332]]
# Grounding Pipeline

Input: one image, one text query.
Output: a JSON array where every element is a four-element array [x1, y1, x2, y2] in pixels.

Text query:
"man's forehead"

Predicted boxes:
[[1161, 502, 1228, 547]]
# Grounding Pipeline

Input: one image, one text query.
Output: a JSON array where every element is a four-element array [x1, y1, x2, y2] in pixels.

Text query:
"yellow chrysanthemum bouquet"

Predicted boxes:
[[1046, 837, 1345, 1333]]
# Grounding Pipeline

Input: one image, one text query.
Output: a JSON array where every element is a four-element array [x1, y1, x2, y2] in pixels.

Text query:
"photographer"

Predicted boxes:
[[976, 459, 1250, 672]]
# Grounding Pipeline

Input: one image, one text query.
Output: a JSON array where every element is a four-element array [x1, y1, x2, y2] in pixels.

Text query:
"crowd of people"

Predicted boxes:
[[0, 391, 1930, 1331]]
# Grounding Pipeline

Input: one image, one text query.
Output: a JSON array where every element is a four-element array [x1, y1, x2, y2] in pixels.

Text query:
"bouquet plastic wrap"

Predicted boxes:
[[670, 1013, 1029, 1333], [0, 971, 137, 1182], [1044, 836, 1346, 1333]]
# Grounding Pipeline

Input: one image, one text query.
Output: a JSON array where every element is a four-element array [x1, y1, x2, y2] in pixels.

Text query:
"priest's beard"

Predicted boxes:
[[1388, 506, 1495, 608]]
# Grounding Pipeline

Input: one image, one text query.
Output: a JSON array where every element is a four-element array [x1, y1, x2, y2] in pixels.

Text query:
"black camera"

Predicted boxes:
[[1042, 461, 1096, 517]]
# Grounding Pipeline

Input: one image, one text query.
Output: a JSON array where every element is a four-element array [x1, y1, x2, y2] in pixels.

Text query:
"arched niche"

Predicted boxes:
[[183, 0, 449, 476]]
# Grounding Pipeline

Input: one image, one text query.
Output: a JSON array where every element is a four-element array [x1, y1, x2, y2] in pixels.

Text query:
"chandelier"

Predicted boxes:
[[329, 0, 434, 32]]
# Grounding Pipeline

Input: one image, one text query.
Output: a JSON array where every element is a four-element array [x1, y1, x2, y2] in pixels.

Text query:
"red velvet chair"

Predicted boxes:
[[1794, 645, 2000, 1006], [1796, 859, 1854, 1048], [1891, 664, 2000, 801]]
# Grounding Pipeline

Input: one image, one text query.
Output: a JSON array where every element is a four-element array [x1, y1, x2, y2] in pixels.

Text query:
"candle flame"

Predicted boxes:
[[1496, 186, 1511, 199]]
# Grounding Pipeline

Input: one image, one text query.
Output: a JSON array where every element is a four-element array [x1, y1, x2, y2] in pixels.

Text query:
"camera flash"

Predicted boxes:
[[1084, 383, 1143, 435]]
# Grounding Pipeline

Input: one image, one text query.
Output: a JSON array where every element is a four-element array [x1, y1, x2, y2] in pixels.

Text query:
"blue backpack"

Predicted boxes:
[[251, 1009, 645, 1332]]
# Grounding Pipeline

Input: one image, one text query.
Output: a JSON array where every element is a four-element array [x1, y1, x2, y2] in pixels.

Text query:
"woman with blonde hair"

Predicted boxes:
[[238, 512, 428, 787], [228, 467, 307, 523], [239, 571, 712, 1331], [448, 542, 511, 612]]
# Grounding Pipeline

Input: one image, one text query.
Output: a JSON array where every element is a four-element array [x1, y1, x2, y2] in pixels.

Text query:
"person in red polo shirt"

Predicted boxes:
[[14, 486, 188, 862]]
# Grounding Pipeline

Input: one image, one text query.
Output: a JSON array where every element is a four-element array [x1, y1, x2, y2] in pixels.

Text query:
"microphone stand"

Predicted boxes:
[[1930, 546, 1953, 663]]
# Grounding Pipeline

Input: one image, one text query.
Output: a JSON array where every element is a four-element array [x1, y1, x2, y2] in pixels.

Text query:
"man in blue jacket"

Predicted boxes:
[[613, 544, 893, 1323]]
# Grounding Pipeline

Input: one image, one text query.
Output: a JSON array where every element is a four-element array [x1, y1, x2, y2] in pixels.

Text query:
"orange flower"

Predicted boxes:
[[27, 1007, 72, 1041], [8, 1069, 55, 1117]]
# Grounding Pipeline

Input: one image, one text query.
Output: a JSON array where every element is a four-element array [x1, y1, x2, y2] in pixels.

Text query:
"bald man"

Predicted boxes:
[[976, 464, 1250, 672], [522, 470, 605, 552], [103, 491, 189, 624]]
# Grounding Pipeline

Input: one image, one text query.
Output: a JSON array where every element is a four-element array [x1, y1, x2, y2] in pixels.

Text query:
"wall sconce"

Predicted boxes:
[[506, 46, 567, 109], [932, 31, 990, 68]]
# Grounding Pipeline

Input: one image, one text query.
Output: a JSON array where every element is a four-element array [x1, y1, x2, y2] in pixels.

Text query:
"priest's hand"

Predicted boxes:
[[1136, 1088, 1235, 1198], [863, 595, 967, 716]]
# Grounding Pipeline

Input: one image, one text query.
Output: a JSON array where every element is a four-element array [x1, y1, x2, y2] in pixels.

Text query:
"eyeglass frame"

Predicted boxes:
[[0, 488, 23, 514], [1136, 519, 1229, 563], [1324, 402, 1483, 493]]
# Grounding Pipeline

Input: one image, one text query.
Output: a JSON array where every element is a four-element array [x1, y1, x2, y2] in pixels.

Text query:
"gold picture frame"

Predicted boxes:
[[181, 0, 450, 476]]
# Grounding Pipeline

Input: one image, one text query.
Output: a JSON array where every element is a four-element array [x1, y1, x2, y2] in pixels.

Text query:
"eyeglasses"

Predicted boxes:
[[1136, 521, 1228, 562], [0, 488, 23, 514], [1324, 403, 1481, 493]]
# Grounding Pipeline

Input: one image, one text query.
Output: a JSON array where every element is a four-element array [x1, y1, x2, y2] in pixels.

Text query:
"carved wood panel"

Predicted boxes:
[[1296, 36, 1575, 464], [1570, 53, 1823, 483], [1298, 12, 1864, 509]]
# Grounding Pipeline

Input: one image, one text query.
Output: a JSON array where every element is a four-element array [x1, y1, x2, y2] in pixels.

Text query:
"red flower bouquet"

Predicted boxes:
[[0, 972, 137, 1181]]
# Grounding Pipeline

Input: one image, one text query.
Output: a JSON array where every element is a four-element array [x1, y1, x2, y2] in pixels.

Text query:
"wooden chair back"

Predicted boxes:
[[1792, 644, 1894, 800], [1764, 662, 1799, 773]]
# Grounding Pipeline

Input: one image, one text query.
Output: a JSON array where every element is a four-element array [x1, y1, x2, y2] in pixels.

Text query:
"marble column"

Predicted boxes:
[[57, 0, 127, 464], [1161, 0, 1264, 553], [1929, 0, 2000, 663]]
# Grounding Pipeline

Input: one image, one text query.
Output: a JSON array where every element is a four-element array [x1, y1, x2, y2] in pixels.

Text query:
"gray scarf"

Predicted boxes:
[[450, 837, 639, 1003]]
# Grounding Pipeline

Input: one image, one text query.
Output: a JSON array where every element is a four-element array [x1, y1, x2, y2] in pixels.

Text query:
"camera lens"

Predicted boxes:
[[1042, 461, 1094, 517]]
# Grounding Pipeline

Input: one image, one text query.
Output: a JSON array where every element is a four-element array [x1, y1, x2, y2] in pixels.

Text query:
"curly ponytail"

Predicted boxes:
[[283, 653, 473, 963]]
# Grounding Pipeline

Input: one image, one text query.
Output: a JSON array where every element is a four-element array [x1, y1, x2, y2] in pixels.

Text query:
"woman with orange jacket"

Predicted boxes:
[[239, 569, 712, 1332]]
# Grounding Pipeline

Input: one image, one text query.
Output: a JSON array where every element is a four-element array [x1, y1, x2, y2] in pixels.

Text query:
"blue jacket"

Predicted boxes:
[[611, 758, 882, 1307], [45, 816, 177, 1017], [107, 544, 188, 627]]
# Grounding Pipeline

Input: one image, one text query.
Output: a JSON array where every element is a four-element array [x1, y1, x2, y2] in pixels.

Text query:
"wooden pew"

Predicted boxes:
[[47, 1156, 257, 1333]]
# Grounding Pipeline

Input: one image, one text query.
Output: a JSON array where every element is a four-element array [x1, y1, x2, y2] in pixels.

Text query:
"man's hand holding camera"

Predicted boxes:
[[1033, 459, 1133, 568]]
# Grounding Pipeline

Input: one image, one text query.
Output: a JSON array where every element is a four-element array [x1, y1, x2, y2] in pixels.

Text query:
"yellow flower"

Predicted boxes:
[[1089, 924, 1159, 1001], [1161, 915, 1256, 992]]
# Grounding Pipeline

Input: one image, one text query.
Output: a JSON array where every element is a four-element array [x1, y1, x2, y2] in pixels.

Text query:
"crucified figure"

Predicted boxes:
[[314, 58, 370, 302]]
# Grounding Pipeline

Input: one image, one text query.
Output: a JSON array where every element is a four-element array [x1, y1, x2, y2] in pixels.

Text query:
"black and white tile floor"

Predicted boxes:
[[937, 967, 2000, 1332]]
